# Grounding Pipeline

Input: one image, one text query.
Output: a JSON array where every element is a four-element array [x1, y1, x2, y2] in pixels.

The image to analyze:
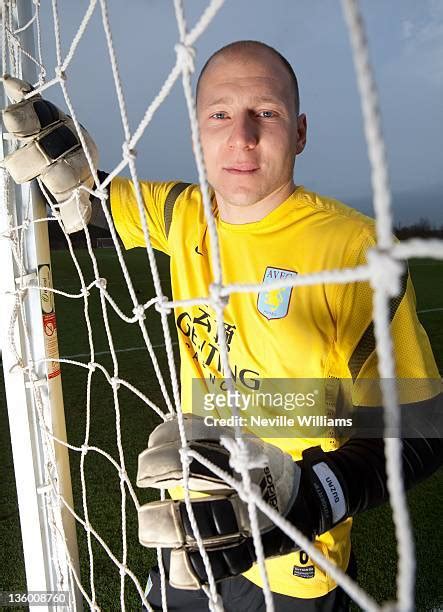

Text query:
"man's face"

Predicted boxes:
[[197, 49, 307, 208]]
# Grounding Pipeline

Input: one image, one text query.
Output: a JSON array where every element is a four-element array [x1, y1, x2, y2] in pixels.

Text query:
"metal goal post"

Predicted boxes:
[[0, 1, 82, 609]]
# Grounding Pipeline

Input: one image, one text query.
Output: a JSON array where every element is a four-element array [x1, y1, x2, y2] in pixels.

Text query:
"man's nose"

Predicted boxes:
[[227, 113, 258, 149]]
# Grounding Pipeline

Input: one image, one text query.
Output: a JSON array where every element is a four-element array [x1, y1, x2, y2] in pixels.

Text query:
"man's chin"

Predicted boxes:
[[216, 187, 265, 208]]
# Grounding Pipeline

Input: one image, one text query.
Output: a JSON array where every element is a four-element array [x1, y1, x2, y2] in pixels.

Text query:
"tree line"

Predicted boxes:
[[394, 218, 443, 240]]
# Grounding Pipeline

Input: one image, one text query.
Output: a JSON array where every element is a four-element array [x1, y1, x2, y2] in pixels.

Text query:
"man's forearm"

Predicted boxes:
[[300, 393, 443, 530], [327, 435, 442, 516]]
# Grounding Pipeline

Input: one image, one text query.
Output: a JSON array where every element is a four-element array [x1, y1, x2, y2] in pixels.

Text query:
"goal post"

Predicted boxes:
[[0, 1, 81, 609]]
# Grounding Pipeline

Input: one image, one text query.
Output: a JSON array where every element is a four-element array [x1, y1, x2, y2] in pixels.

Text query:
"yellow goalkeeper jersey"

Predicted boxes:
[[110, 177, 439, 599]]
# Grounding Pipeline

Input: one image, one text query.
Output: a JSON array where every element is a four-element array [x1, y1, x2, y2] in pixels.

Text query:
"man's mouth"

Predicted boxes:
[[223, 164, 259, 175]]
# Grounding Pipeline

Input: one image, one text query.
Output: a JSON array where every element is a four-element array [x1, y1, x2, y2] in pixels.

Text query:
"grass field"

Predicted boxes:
[[0, 248, 442, 611]]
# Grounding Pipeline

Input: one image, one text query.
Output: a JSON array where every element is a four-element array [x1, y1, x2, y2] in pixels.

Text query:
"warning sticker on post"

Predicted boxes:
[[38, 264, 61, 380]]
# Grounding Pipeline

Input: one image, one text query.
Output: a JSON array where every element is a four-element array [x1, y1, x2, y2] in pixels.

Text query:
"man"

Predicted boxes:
[[2, 41, 442, 611]]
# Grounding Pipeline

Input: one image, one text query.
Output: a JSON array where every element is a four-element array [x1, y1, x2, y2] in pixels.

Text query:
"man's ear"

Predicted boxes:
[[296, 113, 307, 155]]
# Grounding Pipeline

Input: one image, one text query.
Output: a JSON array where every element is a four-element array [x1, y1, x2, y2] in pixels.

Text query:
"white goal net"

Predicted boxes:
[[0, 1, 442, 611]]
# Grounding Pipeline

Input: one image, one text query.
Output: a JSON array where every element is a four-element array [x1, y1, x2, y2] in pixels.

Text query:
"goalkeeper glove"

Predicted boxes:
[[1, 75, 98, 233], [136, 414, 349, 590]]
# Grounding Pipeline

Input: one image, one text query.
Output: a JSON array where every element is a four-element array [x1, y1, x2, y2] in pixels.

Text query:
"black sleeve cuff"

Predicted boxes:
[[89, 170, 110, 229]]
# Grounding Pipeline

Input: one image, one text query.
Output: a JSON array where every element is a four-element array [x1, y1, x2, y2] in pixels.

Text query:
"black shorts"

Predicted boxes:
[[143, 550, 357, 611]]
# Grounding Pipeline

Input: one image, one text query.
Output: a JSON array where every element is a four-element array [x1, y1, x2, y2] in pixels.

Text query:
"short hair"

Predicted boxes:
[[196, 40, 300, 115]]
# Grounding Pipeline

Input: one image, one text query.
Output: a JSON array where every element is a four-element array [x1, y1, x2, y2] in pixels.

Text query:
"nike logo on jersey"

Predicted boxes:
[[195, 245, 204, 256]]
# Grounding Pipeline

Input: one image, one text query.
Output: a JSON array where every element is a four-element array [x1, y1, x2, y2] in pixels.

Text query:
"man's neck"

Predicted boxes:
[[215, 180, 297, 224]]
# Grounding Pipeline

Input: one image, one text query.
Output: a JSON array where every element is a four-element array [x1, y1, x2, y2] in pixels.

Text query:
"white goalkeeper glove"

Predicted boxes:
[[136, 414, 349, 590], [1, 75, 98, 233]]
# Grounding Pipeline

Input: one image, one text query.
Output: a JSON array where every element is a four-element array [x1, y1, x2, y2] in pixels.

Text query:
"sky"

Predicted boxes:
[[28, 0, 443, 225]]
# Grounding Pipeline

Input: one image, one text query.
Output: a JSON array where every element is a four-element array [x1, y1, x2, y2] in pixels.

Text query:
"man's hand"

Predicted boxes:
[[1, 74, 98, 233], [136, 414, 348, 590]]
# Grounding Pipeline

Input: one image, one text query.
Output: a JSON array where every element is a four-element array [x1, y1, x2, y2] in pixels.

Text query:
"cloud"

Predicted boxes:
[[387, 1, 443, 87], [401, 19, 414, 40], [403, 2, 443, 56]]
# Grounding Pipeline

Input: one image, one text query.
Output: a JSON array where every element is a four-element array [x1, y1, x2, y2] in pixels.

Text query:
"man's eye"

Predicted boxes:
[[211, 112, 227, 120], [258, 110, 275, 118]]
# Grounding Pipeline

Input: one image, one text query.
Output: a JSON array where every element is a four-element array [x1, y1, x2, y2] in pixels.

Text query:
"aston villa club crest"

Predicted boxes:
[[257, 266, 297, 320]]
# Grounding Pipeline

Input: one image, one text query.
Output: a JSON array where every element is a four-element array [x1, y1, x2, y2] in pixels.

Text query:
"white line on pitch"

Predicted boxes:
[[62, 341, 178, 360], [417, 308, 443, 314]]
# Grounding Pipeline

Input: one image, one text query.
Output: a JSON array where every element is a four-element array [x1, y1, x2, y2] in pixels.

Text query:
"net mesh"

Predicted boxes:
[[1, 1, 442, 611]]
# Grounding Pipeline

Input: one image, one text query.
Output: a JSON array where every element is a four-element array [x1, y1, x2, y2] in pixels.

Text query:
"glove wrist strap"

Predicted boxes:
[[302, 446, 349, 535]]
